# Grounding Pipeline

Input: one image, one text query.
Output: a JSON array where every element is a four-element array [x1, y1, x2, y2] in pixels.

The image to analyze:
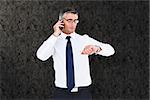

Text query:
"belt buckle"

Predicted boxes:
[[71, 87, 78, 92]]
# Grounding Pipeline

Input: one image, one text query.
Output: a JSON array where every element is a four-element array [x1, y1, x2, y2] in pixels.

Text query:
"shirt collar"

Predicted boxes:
[[60, 32, 76, 40]]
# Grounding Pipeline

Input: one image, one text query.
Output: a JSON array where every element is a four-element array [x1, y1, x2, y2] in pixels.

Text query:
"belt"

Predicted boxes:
[[55, 86, 90, 93]]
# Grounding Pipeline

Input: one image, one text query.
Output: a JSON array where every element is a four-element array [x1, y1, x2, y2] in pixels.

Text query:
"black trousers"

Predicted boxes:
[[52, 86, 92, 100]]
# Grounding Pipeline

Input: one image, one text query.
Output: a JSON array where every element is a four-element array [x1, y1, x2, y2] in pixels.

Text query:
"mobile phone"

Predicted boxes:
[[59, 11, 63, 20], [59, 11, 64, 30]]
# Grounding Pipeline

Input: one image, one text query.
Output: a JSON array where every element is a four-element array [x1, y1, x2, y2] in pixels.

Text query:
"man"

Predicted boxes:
[[36, 7, 115, 99]]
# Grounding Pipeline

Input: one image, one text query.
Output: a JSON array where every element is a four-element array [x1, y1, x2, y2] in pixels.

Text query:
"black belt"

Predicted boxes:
[[55, 86, 91, 93]]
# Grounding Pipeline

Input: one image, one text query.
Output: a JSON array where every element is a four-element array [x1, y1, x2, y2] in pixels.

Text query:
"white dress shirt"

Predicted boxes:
[[36, 32, 115, 91]]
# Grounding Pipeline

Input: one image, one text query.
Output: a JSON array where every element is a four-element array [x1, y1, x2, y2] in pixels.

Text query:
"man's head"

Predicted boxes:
[[59, 7, 79, 34]]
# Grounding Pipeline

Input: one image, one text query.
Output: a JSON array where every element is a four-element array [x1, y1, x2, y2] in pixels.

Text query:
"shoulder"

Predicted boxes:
[[75, 33, 90, 38]]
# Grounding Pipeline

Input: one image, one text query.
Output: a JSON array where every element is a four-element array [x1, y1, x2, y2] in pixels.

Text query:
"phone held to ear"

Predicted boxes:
[[59, 12, 64, 30]]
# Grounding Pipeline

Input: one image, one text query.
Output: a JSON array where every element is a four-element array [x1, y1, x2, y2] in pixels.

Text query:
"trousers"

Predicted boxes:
[[52, 86, 92, 100]]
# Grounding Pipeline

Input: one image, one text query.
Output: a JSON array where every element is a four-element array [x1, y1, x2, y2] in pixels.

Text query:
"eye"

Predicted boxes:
[[66, 19, 72, 22], [75, 20, 79, 23], [64, 18, 79, 24]]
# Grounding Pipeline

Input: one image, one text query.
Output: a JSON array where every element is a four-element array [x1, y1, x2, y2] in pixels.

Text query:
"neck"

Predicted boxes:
[[62, 30, 73, 35]]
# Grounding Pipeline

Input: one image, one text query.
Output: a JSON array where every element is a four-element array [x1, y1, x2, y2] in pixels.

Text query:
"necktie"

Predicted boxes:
[[66, 36, 75, 92]]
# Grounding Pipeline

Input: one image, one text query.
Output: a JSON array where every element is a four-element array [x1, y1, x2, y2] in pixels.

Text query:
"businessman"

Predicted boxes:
[[36, 7, 115, 100]]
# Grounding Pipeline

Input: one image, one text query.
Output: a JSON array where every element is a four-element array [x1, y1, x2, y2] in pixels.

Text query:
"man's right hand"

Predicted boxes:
[[53, 20, 64, 37]]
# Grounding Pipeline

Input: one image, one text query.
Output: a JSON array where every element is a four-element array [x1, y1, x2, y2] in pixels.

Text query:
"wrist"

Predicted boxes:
[[53, 32, 61, 37], [95, 46, 101, 52]]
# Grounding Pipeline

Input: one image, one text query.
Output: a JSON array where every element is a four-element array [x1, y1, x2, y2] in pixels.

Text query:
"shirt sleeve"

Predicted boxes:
[[36, 35, 58, 61], [84, 34, 115, 56]]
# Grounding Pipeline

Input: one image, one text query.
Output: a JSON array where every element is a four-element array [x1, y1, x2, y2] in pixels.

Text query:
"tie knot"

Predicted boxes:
[[66, 36, 71, 41]]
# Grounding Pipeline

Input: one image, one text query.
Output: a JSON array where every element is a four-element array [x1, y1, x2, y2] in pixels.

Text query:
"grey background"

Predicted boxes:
[[0, 0, 149, 100]]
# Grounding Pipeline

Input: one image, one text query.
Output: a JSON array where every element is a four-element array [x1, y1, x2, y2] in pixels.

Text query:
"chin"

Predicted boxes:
[[67, 31, 74, 34], [64, 29, 75, 34], [69, 30, 75, 33]]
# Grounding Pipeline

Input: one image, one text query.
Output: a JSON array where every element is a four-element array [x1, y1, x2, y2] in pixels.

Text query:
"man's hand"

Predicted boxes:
[[53, 20, 64, 37], [81, 45, 102, 55]]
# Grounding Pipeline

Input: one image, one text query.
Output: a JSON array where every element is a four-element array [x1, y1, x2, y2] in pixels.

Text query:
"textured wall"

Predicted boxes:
[[0, 1, 149, 100]]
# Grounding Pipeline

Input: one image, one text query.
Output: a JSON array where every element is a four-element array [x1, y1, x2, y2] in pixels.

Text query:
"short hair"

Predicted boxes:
[[59, 7, 78, 19]]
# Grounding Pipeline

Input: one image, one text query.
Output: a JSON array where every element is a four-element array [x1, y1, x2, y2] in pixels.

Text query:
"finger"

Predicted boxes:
[[87, 48, 93, 53], [56, 20, 63, 25], [87, 48, 93, 52], [60, 23, 64, 26], [60, 22, 64, 25], [87, 47, 95, 54], [84, 45, 91, 50], [82, 49, 92, 55], [81, 50, 87, 54], [57, 21, 64, 26], [59, 24, 64, 27], [84, 51, 93, 55], [81, 47, 92, 54]]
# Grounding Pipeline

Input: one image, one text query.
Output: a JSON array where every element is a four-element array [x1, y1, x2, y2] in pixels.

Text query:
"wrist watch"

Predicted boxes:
[[95, 45, 102, 52]]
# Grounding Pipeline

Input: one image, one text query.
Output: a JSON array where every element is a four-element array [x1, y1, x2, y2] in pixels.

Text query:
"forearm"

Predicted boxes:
[[36, 34, 58, 61], [85, 34, 115, 56], [95, 43, 115, 56]]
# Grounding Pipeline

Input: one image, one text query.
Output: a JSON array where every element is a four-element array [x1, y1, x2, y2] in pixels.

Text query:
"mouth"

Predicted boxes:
[[70, 27, 75, 30]]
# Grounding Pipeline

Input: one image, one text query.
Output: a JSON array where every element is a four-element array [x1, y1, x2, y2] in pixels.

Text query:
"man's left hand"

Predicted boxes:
[[81, 45, 102, 55]]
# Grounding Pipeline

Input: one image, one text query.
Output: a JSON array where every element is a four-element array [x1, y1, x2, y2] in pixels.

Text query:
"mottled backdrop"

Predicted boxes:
[[0, 0, 149, 100]]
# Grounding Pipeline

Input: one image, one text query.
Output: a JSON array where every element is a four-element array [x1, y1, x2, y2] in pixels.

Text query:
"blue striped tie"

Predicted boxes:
[[66, 36, 75, 92]]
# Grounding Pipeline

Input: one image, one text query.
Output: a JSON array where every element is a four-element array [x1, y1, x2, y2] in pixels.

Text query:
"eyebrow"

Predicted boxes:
[[65, 18, 78, 20]]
